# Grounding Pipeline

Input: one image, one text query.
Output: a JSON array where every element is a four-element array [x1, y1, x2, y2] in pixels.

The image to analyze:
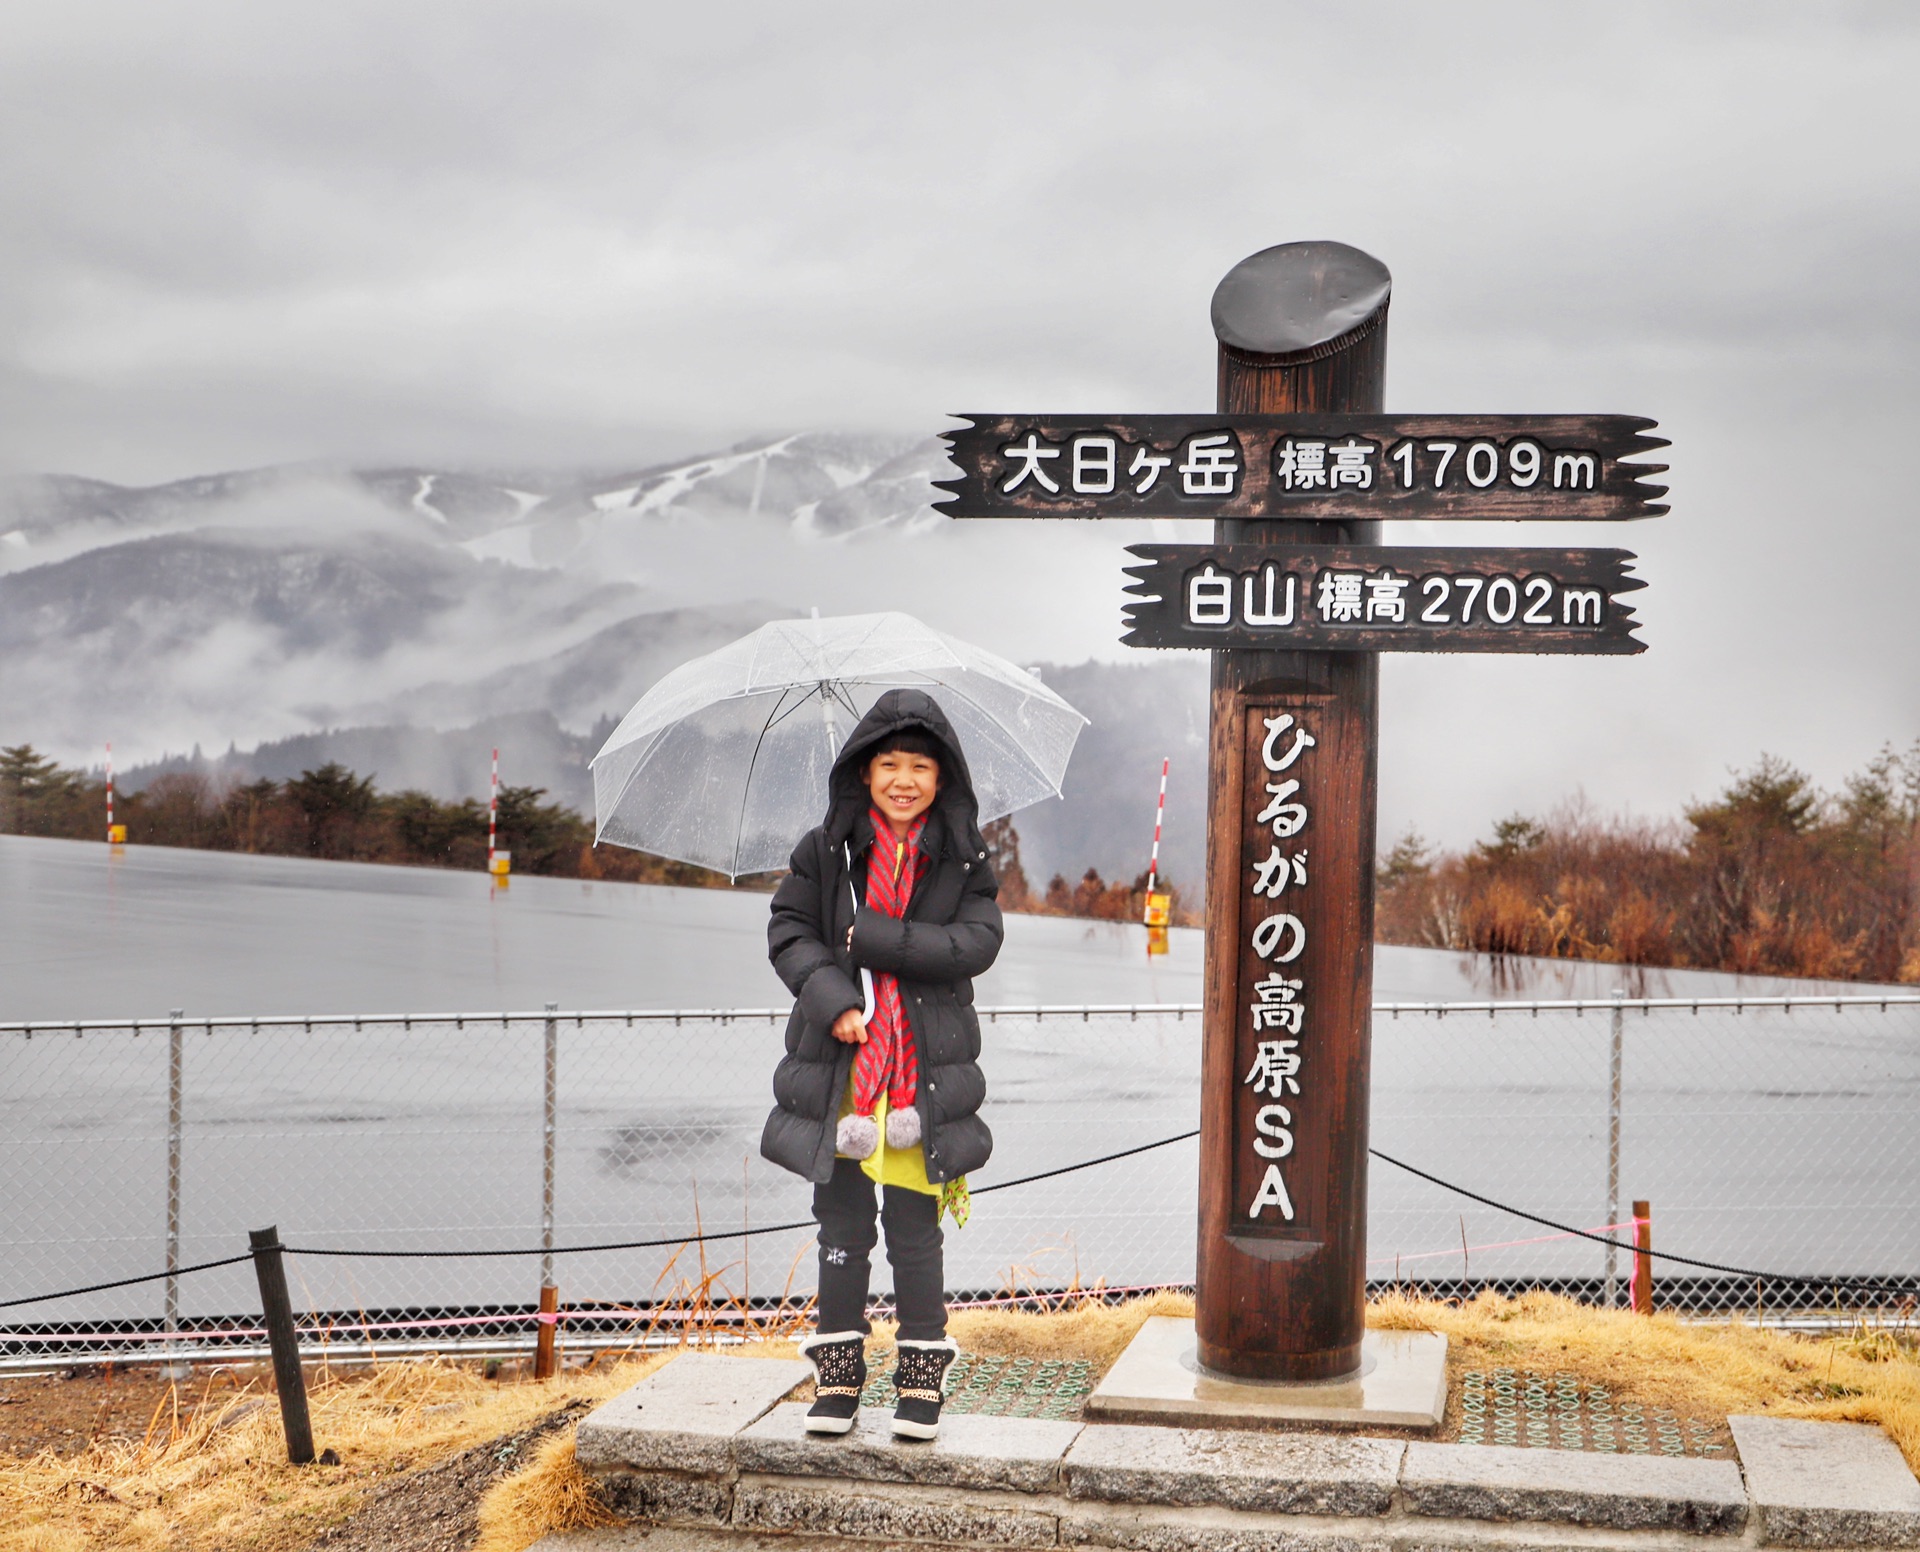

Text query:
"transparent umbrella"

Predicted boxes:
[[590, 612, 1088, 879]]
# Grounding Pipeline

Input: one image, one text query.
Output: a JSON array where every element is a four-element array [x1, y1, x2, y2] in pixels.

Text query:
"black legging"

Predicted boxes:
[[813, 1157, 947, 1342]]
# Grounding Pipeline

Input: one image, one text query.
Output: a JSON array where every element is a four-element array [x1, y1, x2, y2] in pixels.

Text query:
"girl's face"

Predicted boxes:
[[866, 747, 941, 832]]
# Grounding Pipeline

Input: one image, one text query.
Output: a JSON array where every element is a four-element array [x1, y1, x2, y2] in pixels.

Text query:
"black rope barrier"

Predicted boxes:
[[278, 1130, 1211, 1259], [0, 1254, 256, 1310], [1368, 1148, 1920, 1289]]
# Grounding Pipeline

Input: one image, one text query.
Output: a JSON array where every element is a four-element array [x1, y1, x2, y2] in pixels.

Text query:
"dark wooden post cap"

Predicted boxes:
[[1211, 242, 1392, 362]]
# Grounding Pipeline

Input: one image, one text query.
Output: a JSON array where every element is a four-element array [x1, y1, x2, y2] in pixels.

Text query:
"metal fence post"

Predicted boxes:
[[541, 1001, 558, 1286], [539, 1002, 559, 1370], [532, 1001, 560, 1378], [1603, 988, 1625, 1307], [163, 1008, 187, 1377]]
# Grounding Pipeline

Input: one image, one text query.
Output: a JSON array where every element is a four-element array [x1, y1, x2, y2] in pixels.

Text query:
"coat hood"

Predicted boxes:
[[825, 688, 986, 860]]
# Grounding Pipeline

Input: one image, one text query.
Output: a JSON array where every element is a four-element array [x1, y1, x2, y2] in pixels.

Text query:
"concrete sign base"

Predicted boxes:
[[1083, 1316, 1448, 1430]]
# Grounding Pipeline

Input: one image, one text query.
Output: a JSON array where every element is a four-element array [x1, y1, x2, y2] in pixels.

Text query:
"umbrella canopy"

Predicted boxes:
[[591, 612, 1088, 879]]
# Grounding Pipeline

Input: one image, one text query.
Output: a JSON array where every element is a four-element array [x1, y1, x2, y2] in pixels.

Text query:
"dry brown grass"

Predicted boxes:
[[471, 1422, 623, 1552], [0, 1352, 672, 1552], [0, 1226, 817, 1552], [947, 1289, 1196, 1368]]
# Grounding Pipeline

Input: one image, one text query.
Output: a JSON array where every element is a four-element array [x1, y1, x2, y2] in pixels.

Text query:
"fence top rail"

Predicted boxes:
[[1375, 993, 1920, 1016], [0, 1003, 1204, 1036], [3, 993, 1917, 1037]]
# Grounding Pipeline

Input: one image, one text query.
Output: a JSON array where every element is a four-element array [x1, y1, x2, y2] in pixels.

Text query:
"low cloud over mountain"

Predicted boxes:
[[1, 435, 1204, 892]]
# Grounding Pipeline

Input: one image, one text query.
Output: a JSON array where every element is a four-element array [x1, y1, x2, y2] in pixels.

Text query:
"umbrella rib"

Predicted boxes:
[[592, 728, 670, 843], [762, 684, 837, 734]]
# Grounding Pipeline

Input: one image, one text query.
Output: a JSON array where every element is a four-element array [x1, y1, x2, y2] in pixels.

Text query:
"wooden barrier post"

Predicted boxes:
[[1631, 1199, 1653, 1315], [1194, 242, 1390, 1381], [249, 1225, 316, 1464], [534, 1282, 560, 1379]]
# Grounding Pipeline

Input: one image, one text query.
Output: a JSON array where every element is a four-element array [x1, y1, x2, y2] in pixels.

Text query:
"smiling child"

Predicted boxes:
[[761, 688, 1003, 1440]]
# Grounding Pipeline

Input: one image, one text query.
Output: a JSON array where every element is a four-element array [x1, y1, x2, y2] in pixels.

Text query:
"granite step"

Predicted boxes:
[[1730, 1415, 1920, 1547], [1399, 1440, 1746, 1535], [740, 1403, 1083, 1492], [1062, 1422, 1404, 1518], [556, 1352, 1920, 1551]]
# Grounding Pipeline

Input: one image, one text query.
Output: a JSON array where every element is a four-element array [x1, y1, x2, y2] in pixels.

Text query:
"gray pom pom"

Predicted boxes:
[[836, 1112, 879, 1160], [885, 1105, 922, 1149]]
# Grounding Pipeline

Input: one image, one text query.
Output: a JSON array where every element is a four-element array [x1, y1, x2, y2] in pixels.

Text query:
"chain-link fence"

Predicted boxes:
[[1370, 993, 1920, 1315], [3, 994, 1916, 1370]]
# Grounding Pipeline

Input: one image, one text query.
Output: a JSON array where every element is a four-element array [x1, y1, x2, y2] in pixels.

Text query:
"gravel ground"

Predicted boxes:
[[0, 1364, 192, 1458], [303, 1403, 586, 1552]]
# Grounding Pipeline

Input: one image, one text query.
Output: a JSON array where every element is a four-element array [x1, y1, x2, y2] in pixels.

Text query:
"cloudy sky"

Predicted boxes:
[[3, 1, 1916, 844]]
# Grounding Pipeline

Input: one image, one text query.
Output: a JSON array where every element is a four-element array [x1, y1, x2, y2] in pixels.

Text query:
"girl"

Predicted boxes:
[[762, 688, 1002, 1439]]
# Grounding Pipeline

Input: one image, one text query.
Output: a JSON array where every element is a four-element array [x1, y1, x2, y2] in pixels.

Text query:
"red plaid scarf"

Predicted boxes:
[[850, 807, 929, 1116]]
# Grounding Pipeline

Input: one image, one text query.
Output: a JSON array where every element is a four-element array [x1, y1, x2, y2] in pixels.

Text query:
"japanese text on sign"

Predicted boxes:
[[1241, 711, 1316, 1225], [998, 429, 1243, 500], [1121, 543, 1647, 655], [1272, 435, 1606, 496], [1187, 562, 1602, 631]]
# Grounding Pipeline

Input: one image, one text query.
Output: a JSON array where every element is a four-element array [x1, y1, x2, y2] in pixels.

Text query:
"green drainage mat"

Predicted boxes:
[[857, 1350, 1096, 1420], [847, 1355, 1726, 1447], [1459, 1369, 1728, 1456]]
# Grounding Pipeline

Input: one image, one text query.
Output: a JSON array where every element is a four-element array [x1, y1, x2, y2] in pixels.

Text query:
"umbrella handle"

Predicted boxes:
[[844, 842, 877, 1022]]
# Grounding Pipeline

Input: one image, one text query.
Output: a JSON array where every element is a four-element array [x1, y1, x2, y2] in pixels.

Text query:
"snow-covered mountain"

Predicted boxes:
[[0, 433, 1206, 890], [0, 433, 932, 751], [0, 432, 929, 578]]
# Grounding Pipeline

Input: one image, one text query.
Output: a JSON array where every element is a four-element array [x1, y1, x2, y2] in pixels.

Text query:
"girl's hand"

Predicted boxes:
[[831, 1008, 867, 1044]]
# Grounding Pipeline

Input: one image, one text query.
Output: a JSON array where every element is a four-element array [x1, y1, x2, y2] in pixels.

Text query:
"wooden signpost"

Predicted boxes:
[[939, 240, 1665, 1391]]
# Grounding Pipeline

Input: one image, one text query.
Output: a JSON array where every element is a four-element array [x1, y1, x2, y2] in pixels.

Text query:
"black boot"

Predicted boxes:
[[890, 1337, 958, 1440], [799, 1331, 867, 1434]]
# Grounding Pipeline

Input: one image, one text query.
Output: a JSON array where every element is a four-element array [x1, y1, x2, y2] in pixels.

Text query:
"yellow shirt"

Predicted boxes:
[[837, 1082, 936, 1195]]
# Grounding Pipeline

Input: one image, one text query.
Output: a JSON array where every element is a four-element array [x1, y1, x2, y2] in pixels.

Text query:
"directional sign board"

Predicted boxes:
[[1122, 544, 1645, 654], [936, 414, 1667, 522]]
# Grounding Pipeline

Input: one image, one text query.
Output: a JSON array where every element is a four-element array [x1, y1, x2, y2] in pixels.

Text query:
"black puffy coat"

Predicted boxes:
[[760, 689, 1003, 1186]]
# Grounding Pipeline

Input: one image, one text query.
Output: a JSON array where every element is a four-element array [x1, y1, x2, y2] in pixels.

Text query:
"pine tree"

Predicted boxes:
[[286, 763, 378, 856], [0, 744, 85, 833]]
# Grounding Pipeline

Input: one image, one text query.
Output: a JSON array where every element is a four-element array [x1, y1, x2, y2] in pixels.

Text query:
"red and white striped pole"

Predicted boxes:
[[105, 741, 114, 843], [488, 747, 499, 869], [1144, 756, 1169, 913]]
